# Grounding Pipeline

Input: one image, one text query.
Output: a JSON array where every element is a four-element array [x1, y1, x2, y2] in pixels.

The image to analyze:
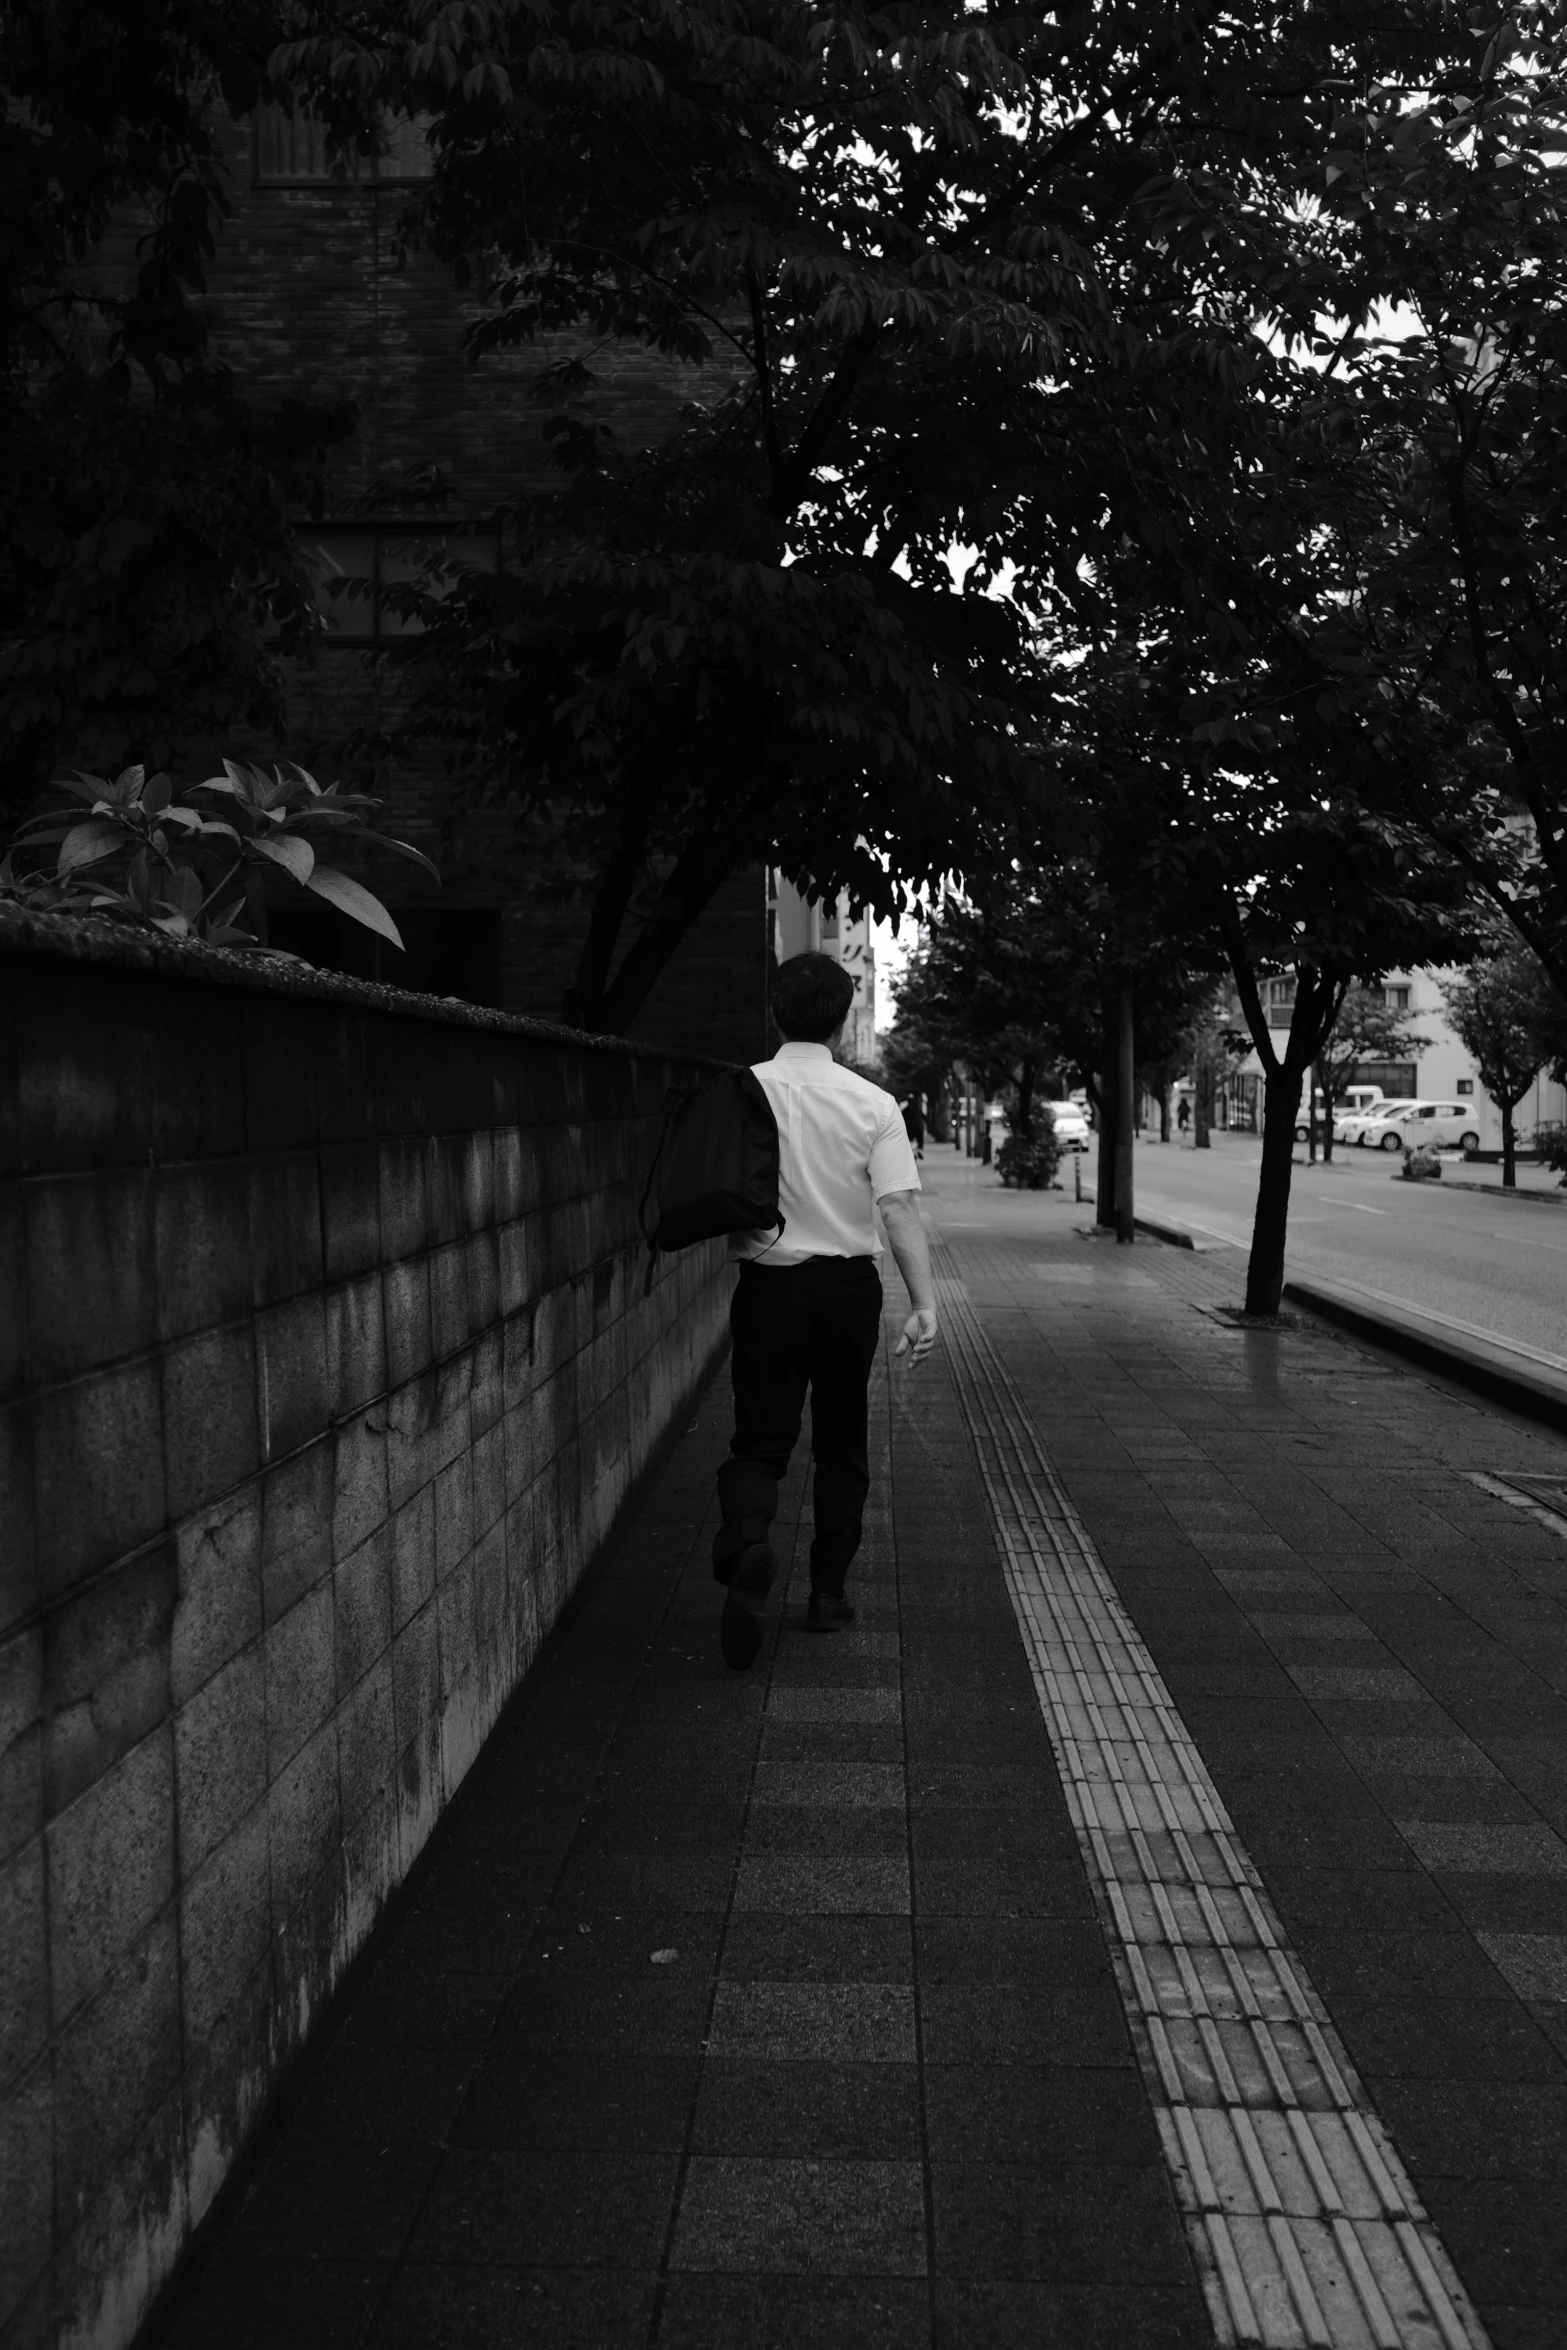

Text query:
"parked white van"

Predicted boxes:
[[1294, 1085, 1384, 1142]]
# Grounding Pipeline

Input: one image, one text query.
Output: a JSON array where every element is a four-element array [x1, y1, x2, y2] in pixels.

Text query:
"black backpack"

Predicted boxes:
[[639, 1068, 784, 1290]]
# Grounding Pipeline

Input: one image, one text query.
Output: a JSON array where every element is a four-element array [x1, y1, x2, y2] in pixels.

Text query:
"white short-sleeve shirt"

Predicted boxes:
[[731, 1042, 921, 1266]]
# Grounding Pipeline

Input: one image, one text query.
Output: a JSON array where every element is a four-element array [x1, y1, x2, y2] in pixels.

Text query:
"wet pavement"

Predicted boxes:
[[148, 1155, 1567, 2349]]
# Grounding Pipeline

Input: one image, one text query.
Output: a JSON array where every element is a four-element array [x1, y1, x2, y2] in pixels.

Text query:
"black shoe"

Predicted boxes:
[[720, 1542, 775, 1672], [806, 1592, 856, 1634]]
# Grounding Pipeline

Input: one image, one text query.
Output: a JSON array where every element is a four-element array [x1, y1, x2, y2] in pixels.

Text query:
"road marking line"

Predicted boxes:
[[1315, 1198, 1389, 1214], [934, 1256, 1491, 2349]]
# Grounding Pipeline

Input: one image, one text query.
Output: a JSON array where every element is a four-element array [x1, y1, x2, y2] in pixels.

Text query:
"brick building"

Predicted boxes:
[[185, 106, 769, 1062]]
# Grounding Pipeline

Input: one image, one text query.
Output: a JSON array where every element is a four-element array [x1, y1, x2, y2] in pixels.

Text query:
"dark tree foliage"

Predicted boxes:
[[271, 0, 1482, 1031], [1163, 7, 1567, 986], [0, 1, 355, 818], [888, 841, 1213, 1170]]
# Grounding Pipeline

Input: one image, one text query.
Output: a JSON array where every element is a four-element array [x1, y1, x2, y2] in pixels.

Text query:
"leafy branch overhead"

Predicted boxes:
[[273, 0, 1451, 1031], [0, 760, 437, 952]]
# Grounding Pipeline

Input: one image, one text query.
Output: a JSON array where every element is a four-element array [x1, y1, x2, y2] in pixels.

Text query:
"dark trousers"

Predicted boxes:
[[714, 1256, 883, 1598]]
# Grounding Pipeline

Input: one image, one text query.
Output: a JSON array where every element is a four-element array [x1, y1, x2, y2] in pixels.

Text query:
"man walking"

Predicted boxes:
[[714, 952, 938, 1671]]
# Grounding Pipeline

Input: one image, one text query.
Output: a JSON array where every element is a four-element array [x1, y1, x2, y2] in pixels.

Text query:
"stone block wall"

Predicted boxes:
[[0, 912, 732, 2350]]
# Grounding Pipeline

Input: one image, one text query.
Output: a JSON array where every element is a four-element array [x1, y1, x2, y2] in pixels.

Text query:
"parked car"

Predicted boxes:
[[1338, 1096, 1420, 1145], [1295, 1084, 1385, 1142], [1360, 1101, 1483, 1152], [1044, 1100, 1092, 1152]]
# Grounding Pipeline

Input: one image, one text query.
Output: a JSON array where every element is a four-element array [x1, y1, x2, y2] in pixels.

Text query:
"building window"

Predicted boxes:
[[1358, 1061, 1418, 1099], [253, 104, 434, 187], [1266, 975, 1295, 1029], [1456, 1078, 1475, 1096], [304, 525, 499, 644], [1384, 984, 1411, 1011]]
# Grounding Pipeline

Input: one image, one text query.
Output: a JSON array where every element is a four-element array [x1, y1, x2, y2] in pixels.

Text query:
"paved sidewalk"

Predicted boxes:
[[149, 1157, 1567, 2350]]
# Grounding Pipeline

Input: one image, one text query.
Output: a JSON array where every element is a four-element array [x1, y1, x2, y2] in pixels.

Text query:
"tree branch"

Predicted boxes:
[[769, 318, 883, 517], [1219, 894, 1280, 1077], [746, 267, 782, 490]]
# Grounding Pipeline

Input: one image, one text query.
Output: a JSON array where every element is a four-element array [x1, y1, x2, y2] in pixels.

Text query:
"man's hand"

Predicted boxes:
[[894, 1307, 938, 1362], [879, 1190, 938, 1364]]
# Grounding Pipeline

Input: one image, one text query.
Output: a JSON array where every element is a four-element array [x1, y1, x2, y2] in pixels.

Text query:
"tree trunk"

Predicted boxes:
[[1016, 1060, 1035, 1142], [1503, 1102, 1517, 1189], [1115, 973, 1135, 1245], [1156, 1072, 1171, 1142], [1091, 1061, 1116, 1229], [1319, 1065, 1335, 1164], [1194, 1052, 1211, 1149], [1244, 1062, 1307, 1316], [559, 815, 649, 1027]]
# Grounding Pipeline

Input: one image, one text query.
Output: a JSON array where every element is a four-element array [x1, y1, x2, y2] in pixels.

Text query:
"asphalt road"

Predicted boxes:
[[1122, 1130, 1567, 1363]]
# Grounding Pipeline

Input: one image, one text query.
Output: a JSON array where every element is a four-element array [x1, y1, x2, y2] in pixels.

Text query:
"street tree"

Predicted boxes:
[[889, 903, 1065, 1152], [885, 808, 1214, 1232], [1440, 941, 1567, 1189], [1182, 988, 1253, 1150], [1185, 795, 1472, 1316], [272, 0, 1483, 1031], [1181, 12, 1567, 993]]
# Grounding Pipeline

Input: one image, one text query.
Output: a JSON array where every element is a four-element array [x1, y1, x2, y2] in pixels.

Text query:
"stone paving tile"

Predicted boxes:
[[690, 2060, 923, 2159], [930, 2279, 1214, 2350], [372, 2265, 658, 2350], [1398, 1820, 1567, 1873], [751, 1760, 907, 1808], [720, 1913, 913, 1983], [161, 2260, 390, 2350], [659, 2274, 931, 2348], [404, 2147, 678, 2267], [928, 2160, 1193, 2285], [1482, 1929, 1567, 2002], [451, 2050, 700, 2151], [669, 2155, 928, 2276], [1334, 1992, 1567, 2082], [731, 1856, 911, 1915], [708, 1981, 917, 2064], [288, 2040, 475, 2145], [223, 2140, 440, 2263]]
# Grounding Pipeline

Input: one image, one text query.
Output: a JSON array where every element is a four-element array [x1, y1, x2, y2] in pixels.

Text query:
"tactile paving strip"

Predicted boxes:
[[935, 1265, 1491, 2350]]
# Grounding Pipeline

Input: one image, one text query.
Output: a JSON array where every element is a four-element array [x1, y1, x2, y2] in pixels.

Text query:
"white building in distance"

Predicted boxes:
[[769, 876, 878, 1067], [1234, 967, 1567, 1147]]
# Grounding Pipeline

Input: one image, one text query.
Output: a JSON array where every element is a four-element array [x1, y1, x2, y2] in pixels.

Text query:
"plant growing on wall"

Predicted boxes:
[[0, 760, 436, 950]]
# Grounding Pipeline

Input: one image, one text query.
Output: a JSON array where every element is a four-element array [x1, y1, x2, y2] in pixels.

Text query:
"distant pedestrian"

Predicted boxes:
[[1177, 1097, 1191, 1134], [713, 954, 938, 1670], [903, 1095, 926, 1159]]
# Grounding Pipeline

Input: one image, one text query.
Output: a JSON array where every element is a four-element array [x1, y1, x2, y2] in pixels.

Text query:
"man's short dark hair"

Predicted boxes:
[[771, 952, 856, 1043]]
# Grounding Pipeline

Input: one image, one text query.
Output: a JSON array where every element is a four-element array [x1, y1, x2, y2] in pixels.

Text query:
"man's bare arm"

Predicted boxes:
[[878, 1189, 938, 1361]]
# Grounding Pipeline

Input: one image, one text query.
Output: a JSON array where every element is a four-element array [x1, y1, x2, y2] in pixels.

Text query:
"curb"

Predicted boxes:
[[1133, 1212, 1196, 1250], [1420, 1177, 1567, 1205], [1283, 1274, 1567, 1437], [1078, 1191, 1198, 1249]]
